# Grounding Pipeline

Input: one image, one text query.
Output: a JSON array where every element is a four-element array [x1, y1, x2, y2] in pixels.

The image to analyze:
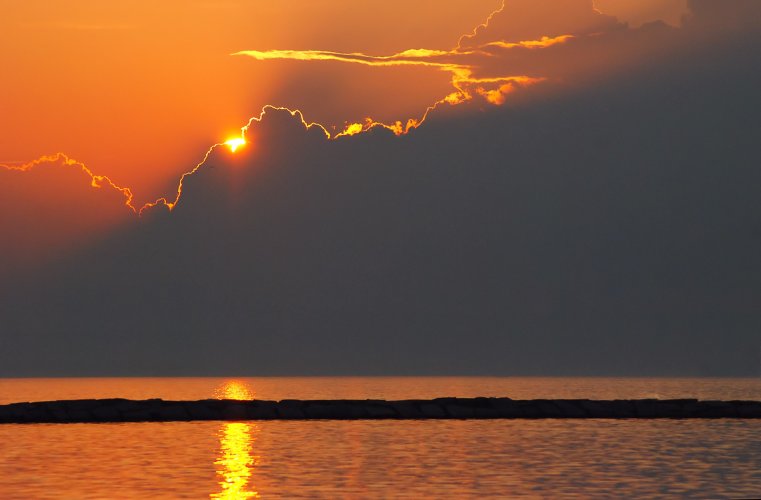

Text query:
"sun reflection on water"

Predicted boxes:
[[214, 380, 255, 401], [211, 380, 259, 499], [212, 422, 260, 499]]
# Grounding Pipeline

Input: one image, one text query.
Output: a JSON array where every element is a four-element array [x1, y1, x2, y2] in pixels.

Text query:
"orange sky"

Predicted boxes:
[[0, 0, 698, 270], [0, 0, 500, 204], [1, 1, 692, 203]]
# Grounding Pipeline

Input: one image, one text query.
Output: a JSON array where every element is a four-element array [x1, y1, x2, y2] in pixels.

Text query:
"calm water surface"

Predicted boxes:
[[2, 377, 761, 498], [3, 376, 761, 404]]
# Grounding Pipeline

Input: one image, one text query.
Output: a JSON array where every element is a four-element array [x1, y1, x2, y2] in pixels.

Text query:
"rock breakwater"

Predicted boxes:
[[2, 397, 761, 423]]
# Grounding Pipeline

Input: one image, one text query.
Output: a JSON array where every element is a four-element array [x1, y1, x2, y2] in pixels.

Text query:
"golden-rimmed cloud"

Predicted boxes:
[[1, 153, 137, 213], [4, 0, 759, 227], [233, 14, 576, 136]]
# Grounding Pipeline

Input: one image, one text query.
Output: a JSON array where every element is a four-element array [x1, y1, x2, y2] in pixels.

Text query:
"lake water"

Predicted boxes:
[[2, 377, 761, 498]]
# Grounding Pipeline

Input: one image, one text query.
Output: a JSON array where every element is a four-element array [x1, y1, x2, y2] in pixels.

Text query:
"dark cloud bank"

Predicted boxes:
[[1, 1, 760, 376]]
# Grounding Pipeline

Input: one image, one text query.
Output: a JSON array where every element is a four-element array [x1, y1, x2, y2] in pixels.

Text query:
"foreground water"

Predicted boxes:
[[2, 377, 761, 498]]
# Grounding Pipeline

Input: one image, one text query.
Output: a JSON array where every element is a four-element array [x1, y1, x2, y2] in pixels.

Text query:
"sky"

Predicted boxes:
[[1, 0, 760, 376]]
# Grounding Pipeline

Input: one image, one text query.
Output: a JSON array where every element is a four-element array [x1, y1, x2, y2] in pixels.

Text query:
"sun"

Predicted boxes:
[[224, 138, 246, 153]]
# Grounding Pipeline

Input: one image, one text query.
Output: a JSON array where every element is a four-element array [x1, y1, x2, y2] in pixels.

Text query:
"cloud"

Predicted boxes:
[[232, 42, 555, 137], [459, 0, 623, 49], [0, 154, 136, 276], [233, 2, 612, 135], [687, 0, 761, 26], [1, 153, 136, 212], [229, 0, 708, 138], [1, 0, 760, 376], [6, 37, 761, 376], [593, 0, 689, 28]]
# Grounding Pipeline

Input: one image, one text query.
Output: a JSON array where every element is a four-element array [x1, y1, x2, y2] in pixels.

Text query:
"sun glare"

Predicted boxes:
[[224, 138, 246, 153]]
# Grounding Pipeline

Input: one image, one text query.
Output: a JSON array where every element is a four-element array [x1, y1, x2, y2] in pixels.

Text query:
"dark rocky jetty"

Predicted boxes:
[[2, 398, 761, 423]]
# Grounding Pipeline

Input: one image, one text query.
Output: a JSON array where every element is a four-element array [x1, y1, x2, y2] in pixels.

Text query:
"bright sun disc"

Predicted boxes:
[[224, 138, 246, 153]]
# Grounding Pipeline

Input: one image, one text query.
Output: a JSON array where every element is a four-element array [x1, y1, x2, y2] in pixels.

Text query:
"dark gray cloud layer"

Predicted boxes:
[[1, 1, 759, 376]]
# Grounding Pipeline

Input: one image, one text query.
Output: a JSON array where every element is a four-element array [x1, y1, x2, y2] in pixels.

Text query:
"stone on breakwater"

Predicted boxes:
[[184, 401, 221, 420], [277, 400, 306, 419], [219, 402, 248, 420], [305, 401, 366, 419], [60, 401, 90, 422], [442, 402, 476, 418], [737, 401, 761, 418], [247, 401, 278, 420], [553, 400, 588, 418], [691, 401, 738, 418], [45, 401, 70, 421], [582, 400, 635, 418], [419, 403, 447, 418], [364, 401, 397, 418], [389, 401, 425, 419]]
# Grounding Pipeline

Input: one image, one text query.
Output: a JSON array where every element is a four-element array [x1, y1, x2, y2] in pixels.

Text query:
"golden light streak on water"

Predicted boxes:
[[211, 380, 259, 499], [212, 422, 260, 499]]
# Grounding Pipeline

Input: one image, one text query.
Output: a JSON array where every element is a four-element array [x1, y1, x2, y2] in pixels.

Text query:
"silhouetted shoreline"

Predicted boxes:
[[2, 397, 761, 423]]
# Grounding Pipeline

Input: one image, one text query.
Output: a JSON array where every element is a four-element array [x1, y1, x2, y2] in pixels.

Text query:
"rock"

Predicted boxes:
[[692, 401, 739, 418], [276, 400, 306, 419], [465, 397, 507, 418], [220, 402, 248, 420], [183, 402, 219, 420], [0, 405, 13, 423], [63, 400, 99, 422], [442, 402, 476, 419], [364, 402, 397, 419], [634, 399, 674, 418], [155, 403, 190, 421], [305, 402, 361, 419], [1, 397, 760, 422], [418, 403, 447, 418], [553, 400, 588, 418], [735, 401, 761, 418], [91, 404, 122, 421], [246, 401, 278, 420], [389, 401, 425, 419], [486, 399, 523, 418], [44, 401, 70, 421], [581, 400, 634, 418], [12, 402, 51, 423], [302, 402, 334, 419], [533, 400, 564, 418], [120, 399, 169, 421], [610, 400, 638, 418]]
